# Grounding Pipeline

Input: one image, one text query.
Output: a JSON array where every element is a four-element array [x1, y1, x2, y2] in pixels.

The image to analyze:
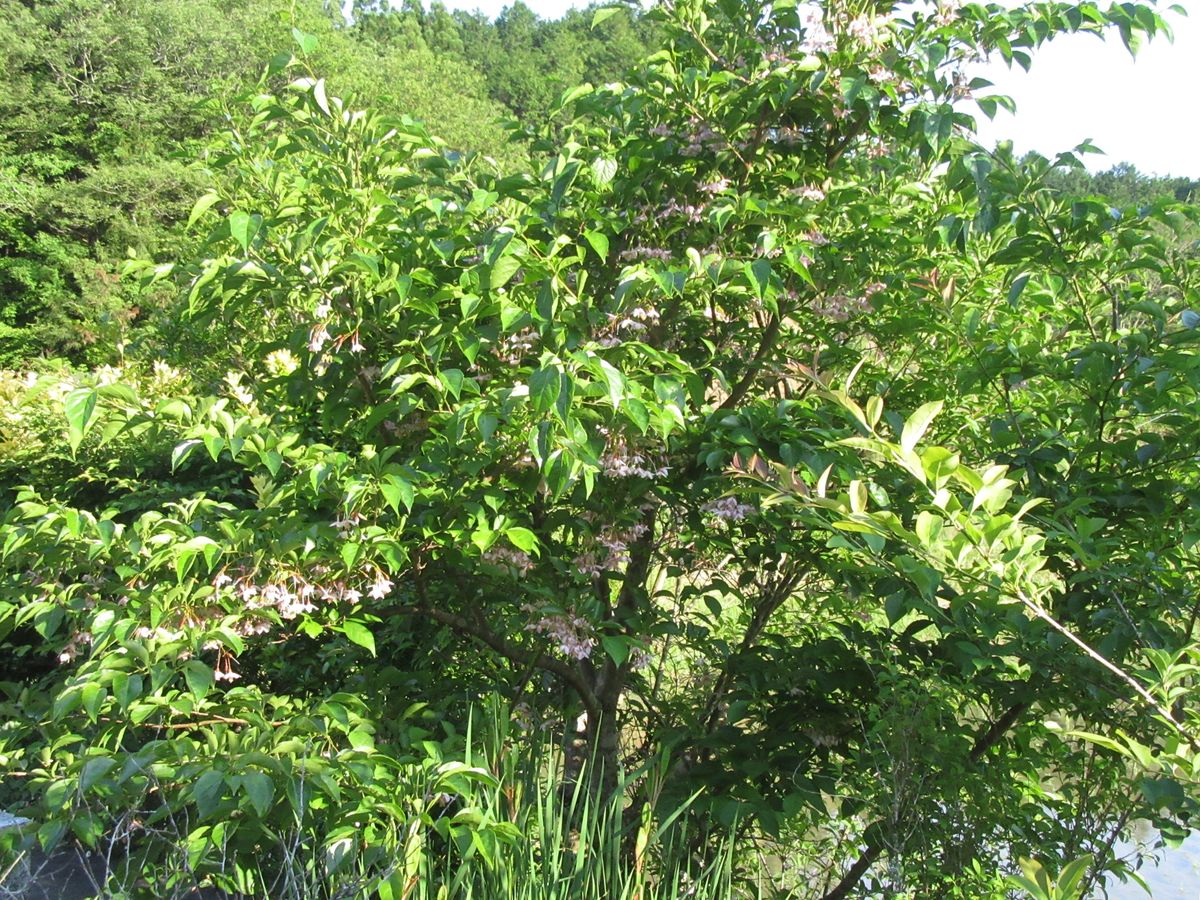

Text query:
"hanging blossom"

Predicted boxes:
[[494, 328, 539, 365], [58, 631, 93, 665], [660, 198, 708, 223], [214, 651, 241, 683], [610, 305, 661, 336], [702, 496, 757, 522], [679, 117, 728, 157], [812, 284, 882, 322], [331, 512, 364, 539], [799, 8, 835, 55], [368, 575, 393, 601], [212, 566, 382, 632], [790, 185, 826, 202], [308, 324, 330, 353], [524, 605, 596, 660], [573, 521, 651, 578], [601, 448, 669, 480], [843, 9, 893, 46], [619, 246, 672, 263], [482, 545, 535, 575], [934, 0, 962, 27]]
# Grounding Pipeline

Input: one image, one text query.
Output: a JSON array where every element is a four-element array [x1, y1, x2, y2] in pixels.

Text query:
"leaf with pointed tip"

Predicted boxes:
[[901, 401, 943, 452]]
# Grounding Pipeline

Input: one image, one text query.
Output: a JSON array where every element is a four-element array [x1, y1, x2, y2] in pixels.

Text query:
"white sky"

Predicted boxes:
[[434, 0, 1198, 178], [971, 5, 1199, 177]]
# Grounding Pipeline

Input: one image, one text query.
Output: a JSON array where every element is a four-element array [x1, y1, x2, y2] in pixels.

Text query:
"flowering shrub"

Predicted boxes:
[[3, 1, 1198, 896]]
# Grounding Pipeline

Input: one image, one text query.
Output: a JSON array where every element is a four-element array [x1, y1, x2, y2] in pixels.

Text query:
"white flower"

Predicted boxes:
[[314, 299, 333, 318], [791, 185, 825, 202], [308, 324, 330, 353], [703, 496, 756, 521], [368, 576, 393, 600]]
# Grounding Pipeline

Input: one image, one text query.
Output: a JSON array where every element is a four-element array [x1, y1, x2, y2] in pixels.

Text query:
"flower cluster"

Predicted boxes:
[[790, 185, 826, 202], [813, 292, 873, 322], [702, 496, 757, 522], [600, 447, 670, 480], [771, 126, 811, 147], [573, 521, 650, 578], [212, 565, 392, 629], [681, 122, 727, 157], [660, 198, 708, 223], [847, 15, 885, 45], [524, 607, 596, 660], [614, 305, 660, 334], [134, 625, 187, 643], [224, 371, 255, 407], [57, 631, 93, 664], [596, 303, 664, 348], [265, 348, 300, 376], [619, 246, 673, 263], [308, 324, 331, 353], [482, 545, 535, 575], [799, 9, 835, 55], [495, 328, 539, 365], [700, 177, 731, 195]]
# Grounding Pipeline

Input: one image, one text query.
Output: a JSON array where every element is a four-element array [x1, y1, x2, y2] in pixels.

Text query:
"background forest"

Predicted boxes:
[[2, 1, 1200, 898]]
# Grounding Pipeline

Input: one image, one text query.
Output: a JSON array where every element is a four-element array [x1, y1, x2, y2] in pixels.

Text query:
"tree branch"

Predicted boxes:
[[718, 314, 781, 411], [405, 605, 600, 717], [820, 699, 1030, 900]]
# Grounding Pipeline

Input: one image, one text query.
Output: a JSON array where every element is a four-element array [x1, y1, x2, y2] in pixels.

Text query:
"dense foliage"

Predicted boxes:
[[0, 0, 650, 367], [2, 1, 1199, 898]]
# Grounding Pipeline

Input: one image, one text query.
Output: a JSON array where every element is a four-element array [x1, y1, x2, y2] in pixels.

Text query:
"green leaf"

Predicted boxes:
[[313, 78, 331, 116], [745, 259, 772, 299], [291, 27, 319, 55], [240, 771, 275, 818], [380, 474, 415, 514], [529, 366, 560, 414], [65, 387, 98, 453], [1055, 855, 1094, 897], [598, 359, 626, 410], [192, 769, 226, 819], [183, 660, 214, 702], [488, 254, 522, 291], [1007, 273, 1031, 307], [591, 157, 617, 187], [506, 527, 537, 553], [187, 192, 221, 228], [584, 230, 609, 260], [172, 439, 202, 471], [228, 211, 262, 253], [900, 401, 943, 453], [79, 757, 117, 792], [343, 621, 376, 656], [600, 635, 630, 666], [592, 7, 622, 27]]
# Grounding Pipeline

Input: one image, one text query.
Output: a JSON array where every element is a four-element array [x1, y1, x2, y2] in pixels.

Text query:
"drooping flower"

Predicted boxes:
[[368, 575, 393, 600], [308, 324, 330, 353], [702, 496, 757, 522]]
